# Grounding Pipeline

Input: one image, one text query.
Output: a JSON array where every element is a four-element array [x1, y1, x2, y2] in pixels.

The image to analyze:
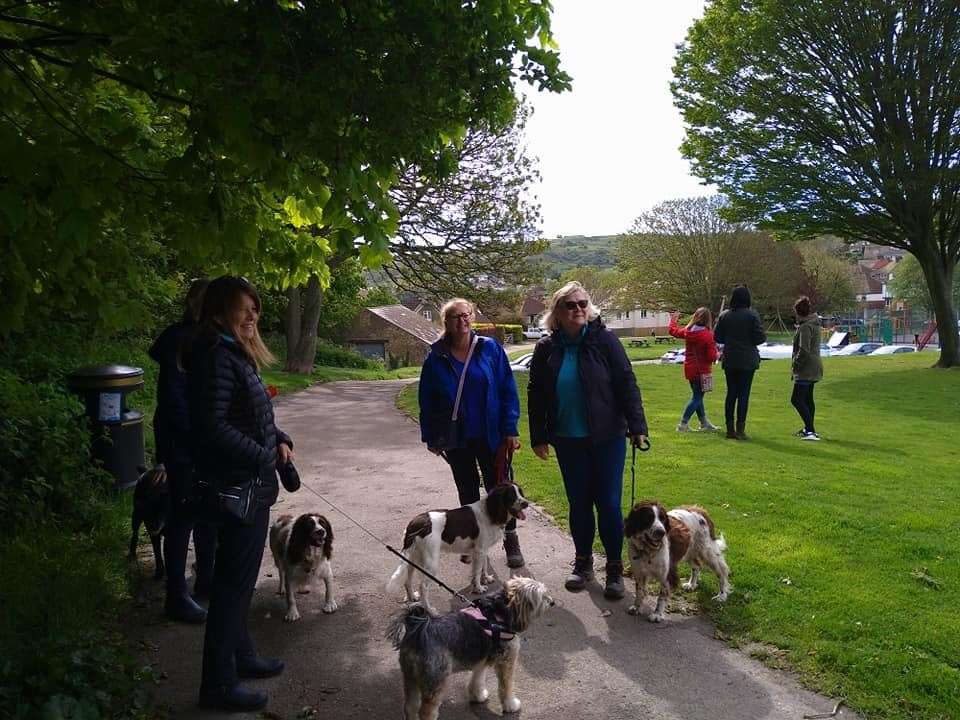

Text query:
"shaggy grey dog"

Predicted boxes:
[[386, 577, 553, 719]]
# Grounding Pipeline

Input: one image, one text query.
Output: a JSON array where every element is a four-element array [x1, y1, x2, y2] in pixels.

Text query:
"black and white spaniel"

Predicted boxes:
[[269, 513, 337, 622], [624, 501, 730, 622], [386, 483, 528, 615]]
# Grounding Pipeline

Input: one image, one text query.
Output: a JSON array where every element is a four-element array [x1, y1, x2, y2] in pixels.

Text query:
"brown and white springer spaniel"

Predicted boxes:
[[386, 483, 529, 615], [624, 501, 730, 622], [269, 513, 337, 622]]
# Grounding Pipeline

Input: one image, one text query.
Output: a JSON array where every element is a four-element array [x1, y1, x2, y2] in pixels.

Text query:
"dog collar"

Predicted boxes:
[[461, 606, 515, 642]]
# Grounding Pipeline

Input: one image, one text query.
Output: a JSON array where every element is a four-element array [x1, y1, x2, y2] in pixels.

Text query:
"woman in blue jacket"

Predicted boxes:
[[418, 298, 524, 568], [528, 282, 648, 600]]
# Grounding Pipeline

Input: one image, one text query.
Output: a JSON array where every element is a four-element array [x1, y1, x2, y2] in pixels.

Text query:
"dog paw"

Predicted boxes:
[[713, 591, 729, 602], [471, 584, 488, 594], [503, 697, 521, 713], [284, 608, 301, 622], [681, 581, 696, 592], [469, 687, 489, 704], [627, 604, 642, 616], [322, 600, 338, 614], [481, 573, 495, 585], [648, 612, 664, 623], [296, 588, 310, 594]]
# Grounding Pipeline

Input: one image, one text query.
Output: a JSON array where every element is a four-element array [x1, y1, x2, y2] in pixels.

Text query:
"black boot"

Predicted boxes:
[[565, 555, 594, 592], [198, 683, 267, 712], [236, 655, 285, 679], [736, 420, 748, 440], [165, 592, 207, 624], [503, 531, 525, 569], [604, 561, 625, 600]]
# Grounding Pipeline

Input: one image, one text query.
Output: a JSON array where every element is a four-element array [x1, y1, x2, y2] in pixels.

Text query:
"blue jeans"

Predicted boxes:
[[723, 368, 756, 429], [682, 379, 706, 424], [553, 436, 626, 562]]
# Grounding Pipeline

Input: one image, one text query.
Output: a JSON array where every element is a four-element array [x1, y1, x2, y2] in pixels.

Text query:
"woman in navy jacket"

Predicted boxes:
[[528, 282, 648, 600], [187, 276, 293, 713], [418, 298, 525, 567]]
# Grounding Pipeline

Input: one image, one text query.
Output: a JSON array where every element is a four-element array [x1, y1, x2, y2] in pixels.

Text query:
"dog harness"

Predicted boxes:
[[460, 606, 515, 643]]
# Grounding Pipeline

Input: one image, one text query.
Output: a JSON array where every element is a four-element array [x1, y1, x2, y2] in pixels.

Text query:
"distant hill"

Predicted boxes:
[[536, 234, 619, 276]]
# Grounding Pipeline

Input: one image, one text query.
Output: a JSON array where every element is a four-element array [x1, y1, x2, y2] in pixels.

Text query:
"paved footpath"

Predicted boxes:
[[132, 380, 856, 720]]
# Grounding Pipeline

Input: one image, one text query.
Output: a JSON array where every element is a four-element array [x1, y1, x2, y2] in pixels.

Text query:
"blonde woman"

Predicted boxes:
[[418, 298, 525, 567], [668, 307, 719, 432], [187, 276, 294, 712], [527, 282, 648, 600]]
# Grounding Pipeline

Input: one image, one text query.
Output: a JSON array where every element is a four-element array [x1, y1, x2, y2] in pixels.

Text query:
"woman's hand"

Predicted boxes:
[[533, 444, 550, 460], [630, 434, 649, 450], [508, 436, 521, 452], [278, 442, 295, 465]]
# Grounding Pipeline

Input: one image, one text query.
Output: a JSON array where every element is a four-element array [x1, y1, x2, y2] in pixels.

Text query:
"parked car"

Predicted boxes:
[[659, 348, 686, 364], [522, 326, 544, 340], [869, 344, 917, 355], [510, 352, 534, 372], [833, 342, 883, 356]]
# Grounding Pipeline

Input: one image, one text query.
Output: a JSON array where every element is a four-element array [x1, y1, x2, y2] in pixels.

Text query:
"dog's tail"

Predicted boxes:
[[386, 559, 411, 595], [385, 603, 431, 649], [715, 533, 727, 553]]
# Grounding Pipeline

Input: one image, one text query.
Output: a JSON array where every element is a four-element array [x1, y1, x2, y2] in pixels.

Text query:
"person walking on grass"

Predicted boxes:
[[418, 298, 526, 568], [791, 296, 823, 441], [527, 281, 648, 600], [669, 307, 719, 432], [714, 285, 766, 440]]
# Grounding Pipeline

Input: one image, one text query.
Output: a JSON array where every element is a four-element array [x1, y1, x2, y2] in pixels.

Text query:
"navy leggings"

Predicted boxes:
[[553, 436, 626, 562], [723, 368, 756, 429]]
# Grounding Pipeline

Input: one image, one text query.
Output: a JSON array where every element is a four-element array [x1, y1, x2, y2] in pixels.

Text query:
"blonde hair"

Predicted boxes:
[[439, 297, 476, 335], [540, 281, 600, 332], [686, 306, 713, 330]]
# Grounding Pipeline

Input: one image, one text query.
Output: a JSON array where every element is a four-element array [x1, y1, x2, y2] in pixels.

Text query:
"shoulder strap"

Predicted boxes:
[[451, 335, 479, 421]]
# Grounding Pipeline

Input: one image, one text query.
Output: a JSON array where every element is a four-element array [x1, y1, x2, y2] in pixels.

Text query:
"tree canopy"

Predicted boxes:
[[0, 0, 570, 335], [673, 0, 960, 365]]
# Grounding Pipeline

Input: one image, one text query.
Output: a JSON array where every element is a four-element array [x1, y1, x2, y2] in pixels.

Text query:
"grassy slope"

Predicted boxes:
[[396, 355, 960, 719]]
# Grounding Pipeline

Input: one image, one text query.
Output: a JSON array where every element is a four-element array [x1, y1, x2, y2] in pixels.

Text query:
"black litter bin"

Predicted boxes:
[[67, 364, 145, 490]]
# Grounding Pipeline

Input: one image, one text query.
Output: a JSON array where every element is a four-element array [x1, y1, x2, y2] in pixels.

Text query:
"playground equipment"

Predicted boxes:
[[917, 320, 938, 350]]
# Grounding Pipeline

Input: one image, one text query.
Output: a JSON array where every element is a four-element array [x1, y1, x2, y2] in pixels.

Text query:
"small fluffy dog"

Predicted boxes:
[[624, 501, 730, 622], [269, 513, 337, 622], [387, 577, 554, 719], [128, 465, 170, 579], [386, 483, 529, 615]]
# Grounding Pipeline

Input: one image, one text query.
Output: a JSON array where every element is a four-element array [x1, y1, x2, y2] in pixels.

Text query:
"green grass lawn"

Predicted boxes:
[[262, 364, 420, 394], [396, 355, 960, 719]]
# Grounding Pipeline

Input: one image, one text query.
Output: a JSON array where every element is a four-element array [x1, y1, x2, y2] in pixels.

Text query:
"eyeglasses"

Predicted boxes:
[[563, 299, 589, 311], [451, 312, 473, 321]]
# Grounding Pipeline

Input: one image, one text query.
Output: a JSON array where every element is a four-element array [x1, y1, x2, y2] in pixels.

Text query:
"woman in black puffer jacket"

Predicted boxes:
[[187, 276, 294, 713]]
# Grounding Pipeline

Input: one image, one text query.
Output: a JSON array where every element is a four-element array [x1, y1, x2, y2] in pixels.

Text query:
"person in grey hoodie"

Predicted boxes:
[[713, 285, 766, 439], [791, 296, 824, 440]]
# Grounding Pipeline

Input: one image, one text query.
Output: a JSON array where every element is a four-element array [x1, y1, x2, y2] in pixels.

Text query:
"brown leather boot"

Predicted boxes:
[[736, 420, 748, 440], [726, 427, 739, 439], [503, 530, 525, 568]]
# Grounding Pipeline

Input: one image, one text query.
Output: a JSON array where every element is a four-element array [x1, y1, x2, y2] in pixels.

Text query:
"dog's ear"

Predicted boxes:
[[485, 486, 510, 526], [624, 503, 653, 537], [288, 515, 314, 562], [319, 515, 334, 558], [660, 504, 671, 532]]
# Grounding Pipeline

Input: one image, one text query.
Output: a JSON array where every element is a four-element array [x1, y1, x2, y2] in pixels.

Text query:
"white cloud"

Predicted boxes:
[[522, 0, 712, 237]]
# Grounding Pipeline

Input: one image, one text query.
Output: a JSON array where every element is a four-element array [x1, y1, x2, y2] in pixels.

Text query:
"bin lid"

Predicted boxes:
[[67, 364, 145, 392]]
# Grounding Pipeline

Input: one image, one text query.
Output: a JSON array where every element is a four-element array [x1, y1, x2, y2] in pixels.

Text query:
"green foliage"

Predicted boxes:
[[537, 235, 619, 275], [313, 338, 379, 370], [552, 265, 626, 310], [890, 254, 960, 315], [1, 1, 571, 335], [400, 354, 960, 718], [363, 285, 399, 308]]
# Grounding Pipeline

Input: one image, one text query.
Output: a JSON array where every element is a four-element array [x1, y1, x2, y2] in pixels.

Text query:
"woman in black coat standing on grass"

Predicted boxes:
[[713, 285, 767, 439], [187, 276, 294, 713]]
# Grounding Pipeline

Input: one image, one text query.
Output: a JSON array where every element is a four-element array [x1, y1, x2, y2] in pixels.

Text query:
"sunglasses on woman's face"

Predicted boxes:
[[564, 299, 589, 311]]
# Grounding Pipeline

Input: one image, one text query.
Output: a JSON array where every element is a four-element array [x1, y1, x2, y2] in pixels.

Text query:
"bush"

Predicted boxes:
[[315, 339, 381, 369]]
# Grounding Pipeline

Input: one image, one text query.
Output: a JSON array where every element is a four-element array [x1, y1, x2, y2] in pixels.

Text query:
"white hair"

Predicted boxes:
[[540, 281, 600, 332]]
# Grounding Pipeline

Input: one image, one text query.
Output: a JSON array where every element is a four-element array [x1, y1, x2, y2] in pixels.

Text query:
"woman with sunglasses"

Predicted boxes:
[[528, 281, 648, 600], [418, 298, 525, 568]]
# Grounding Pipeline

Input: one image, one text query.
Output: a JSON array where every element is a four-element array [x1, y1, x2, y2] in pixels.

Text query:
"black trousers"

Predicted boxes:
[[201, 505, 270, 688], [723, 368, 756, 429], [791, 382, 817, 433], [163, 465, 216, 599], [444, 438, 516, 533]]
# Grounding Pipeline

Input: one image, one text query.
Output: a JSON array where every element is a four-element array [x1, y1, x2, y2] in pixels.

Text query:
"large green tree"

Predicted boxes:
[[890, 253, 960, 316], [673, 0, 960, 366], [0, 1, 570, 336]]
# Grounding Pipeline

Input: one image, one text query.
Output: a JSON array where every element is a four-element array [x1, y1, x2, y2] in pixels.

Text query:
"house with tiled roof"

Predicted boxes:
[[345, 305, 441, 367]]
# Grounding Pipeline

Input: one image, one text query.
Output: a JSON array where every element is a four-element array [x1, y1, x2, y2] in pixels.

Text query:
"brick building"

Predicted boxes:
[[346, 305, 441, 367]]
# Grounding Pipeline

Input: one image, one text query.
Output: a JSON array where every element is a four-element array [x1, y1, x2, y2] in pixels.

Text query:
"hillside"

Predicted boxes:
[[536, 234, 619, 275]]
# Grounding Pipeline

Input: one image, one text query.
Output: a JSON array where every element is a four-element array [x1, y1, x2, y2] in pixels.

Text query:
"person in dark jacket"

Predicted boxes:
[[714, 285, 766, 439], [187, 276, 294, 713], [149, 279, 215, 624], [791, 296, 824, 441], [528, 281, 648, 600], [418, 298, 525, 568]]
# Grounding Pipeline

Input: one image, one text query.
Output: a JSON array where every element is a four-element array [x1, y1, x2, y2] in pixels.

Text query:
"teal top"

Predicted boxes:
[[555, 326, 590, 438]]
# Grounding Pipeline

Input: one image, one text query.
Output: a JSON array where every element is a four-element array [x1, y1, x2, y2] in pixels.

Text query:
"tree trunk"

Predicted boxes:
[[283, 285, 302, 370], [917, 252, 959, 368], [285, 275, 323, 374]]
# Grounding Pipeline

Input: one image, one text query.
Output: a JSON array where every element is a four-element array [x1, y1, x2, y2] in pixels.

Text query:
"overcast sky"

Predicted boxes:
[[522, 0, 711, 238]]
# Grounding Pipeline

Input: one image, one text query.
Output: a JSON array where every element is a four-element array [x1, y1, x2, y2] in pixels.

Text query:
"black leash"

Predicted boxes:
[[629, 436, 651, 508]]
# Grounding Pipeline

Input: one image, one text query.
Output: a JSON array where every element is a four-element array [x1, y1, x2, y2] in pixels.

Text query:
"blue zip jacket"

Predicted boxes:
[[419, 333, 520, 453]]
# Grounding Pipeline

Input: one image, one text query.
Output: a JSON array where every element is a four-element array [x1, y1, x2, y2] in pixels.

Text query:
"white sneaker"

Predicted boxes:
[[800, 431, 822, 441], [700, 420, 719, 431], [676, 422, 690, 432]]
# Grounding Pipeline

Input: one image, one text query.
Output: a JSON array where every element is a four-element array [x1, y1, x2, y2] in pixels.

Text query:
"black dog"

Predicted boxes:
[[128, 466, 170, 579]]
